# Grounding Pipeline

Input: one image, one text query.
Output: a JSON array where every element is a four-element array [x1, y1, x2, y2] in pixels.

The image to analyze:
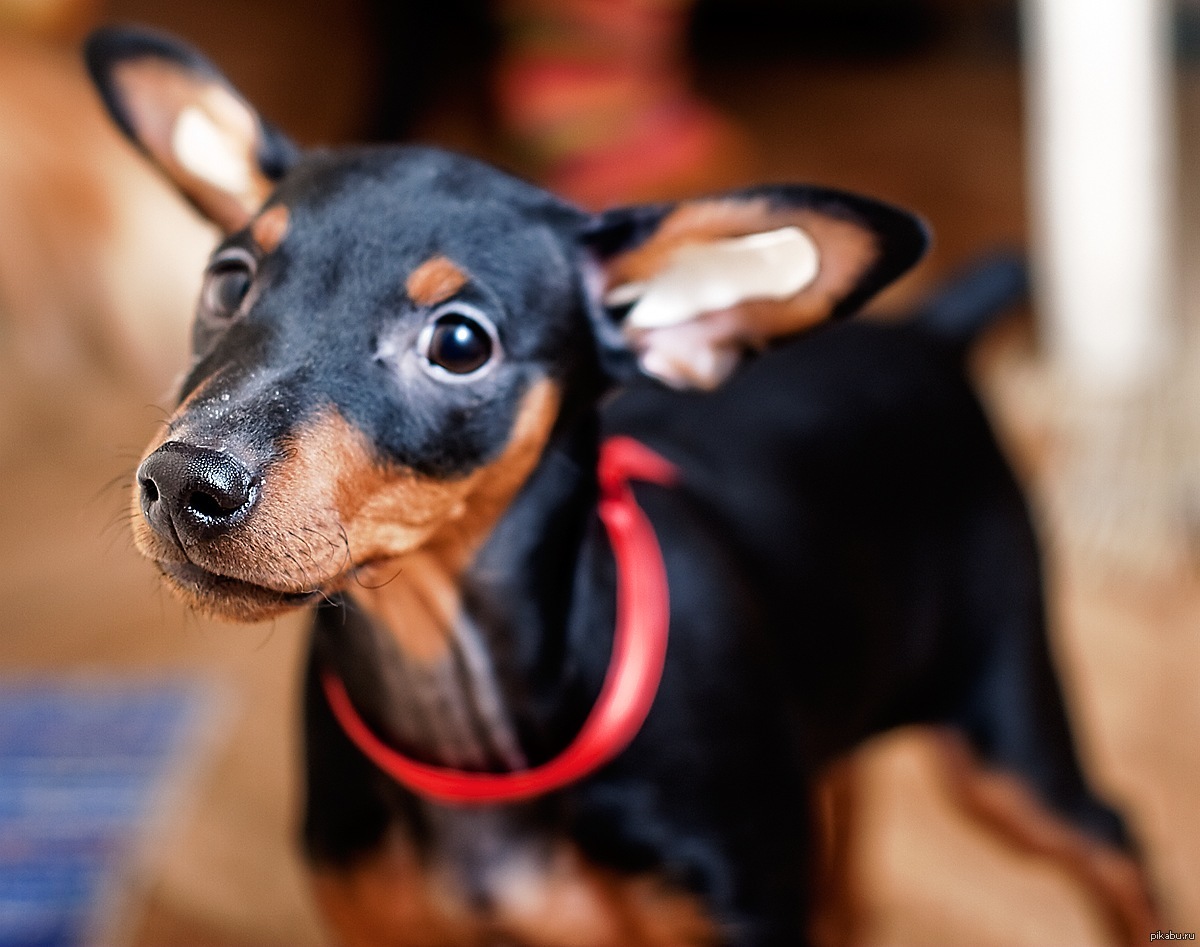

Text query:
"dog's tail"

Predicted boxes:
[[914, 252, 1028, 349]]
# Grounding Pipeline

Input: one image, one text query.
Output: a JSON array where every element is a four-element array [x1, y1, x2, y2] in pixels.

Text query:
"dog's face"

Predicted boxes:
[[130, 149, 590, 621], [86, 27, 927, 622]]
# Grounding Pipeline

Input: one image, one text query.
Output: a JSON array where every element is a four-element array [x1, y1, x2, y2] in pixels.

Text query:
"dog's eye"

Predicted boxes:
[[202, 256, 254, 319], [428, 316, 492, 373], [420, 309, 498, 378]]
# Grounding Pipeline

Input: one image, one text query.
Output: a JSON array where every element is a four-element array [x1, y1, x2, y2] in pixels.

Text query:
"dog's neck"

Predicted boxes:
[[318, 415, 605, 772]]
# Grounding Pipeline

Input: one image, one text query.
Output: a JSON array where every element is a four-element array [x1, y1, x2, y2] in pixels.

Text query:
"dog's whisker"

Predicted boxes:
[[278, 547, 321, 595], [89, 473, 134, 505], [336, 522, 355, 575], [251, 621, 279, 652], [284, 529, 320, 577], [350, 566, 405, 592]]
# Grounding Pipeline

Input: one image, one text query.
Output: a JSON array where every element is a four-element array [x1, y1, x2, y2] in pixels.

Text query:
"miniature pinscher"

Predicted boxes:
[[86, 25, 1157, 946]]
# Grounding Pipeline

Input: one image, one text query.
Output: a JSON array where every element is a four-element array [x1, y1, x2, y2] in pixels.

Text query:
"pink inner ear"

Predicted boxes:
[[635, 315, 745, 391], [609, 227, 821, 330], [112, 58, 271, 232], [600, 202, 883, 391], [603, 199, 881, 314]]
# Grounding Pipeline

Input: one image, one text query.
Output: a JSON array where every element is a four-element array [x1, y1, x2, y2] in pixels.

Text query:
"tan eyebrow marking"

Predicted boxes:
[[251, 204, 290, 252], [406, 256, 469, 307]]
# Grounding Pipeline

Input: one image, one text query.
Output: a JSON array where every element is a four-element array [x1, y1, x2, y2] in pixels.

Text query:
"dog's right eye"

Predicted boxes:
[[414, 303, 502, 382], [202, 257, 254, 319]]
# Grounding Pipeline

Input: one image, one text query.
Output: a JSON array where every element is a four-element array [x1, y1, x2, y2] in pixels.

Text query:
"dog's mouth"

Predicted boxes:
[[156, 559, 326, 621]]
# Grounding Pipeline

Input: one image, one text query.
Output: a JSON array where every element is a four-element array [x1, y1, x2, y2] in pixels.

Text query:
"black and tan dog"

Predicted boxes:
[[85, 26, 1156, 947]]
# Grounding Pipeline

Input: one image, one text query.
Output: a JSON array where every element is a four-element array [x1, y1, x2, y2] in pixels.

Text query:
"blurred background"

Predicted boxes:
[[1, 0, 1198, 944]]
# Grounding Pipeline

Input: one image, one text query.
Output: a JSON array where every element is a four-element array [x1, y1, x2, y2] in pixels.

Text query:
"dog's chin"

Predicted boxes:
[[156, 560, 325, 623]]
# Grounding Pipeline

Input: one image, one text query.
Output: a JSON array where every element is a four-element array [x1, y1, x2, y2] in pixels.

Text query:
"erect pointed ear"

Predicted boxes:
[[84, 25, 298, 233], [578, 185, 929, 389]]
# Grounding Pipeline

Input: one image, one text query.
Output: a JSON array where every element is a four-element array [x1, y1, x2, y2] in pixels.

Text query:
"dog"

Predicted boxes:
[[85, 25, 1157, 946]]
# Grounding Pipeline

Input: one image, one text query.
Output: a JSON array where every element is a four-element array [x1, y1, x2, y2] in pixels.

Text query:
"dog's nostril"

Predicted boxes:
[[140, 476, 160, 504], [186, 487, 245, 520], [183, 453, 255, 522], [181, 456, 255, 524]]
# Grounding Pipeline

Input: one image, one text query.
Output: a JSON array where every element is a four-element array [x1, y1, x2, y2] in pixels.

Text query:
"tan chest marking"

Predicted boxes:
[[350, 553, 526, 771], [311, 833, 720, 947]]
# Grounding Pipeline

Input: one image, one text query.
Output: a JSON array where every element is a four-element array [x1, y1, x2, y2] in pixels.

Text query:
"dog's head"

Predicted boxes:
[[86, 26, 928, 622]]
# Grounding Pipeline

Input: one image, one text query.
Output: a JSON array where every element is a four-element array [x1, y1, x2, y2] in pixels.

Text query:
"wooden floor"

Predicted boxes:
[[2, 13, 1198, 946]]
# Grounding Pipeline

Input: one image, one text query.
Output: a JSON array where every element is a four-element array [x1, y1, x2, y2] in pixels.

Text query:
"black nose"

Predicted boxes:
[[137, 441, 258, 543]]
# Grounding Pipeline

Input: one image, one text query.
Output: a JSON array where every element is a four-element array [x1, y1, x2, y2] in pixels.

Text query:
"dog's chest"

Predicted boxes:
[[346, 554, 527, 773], [321, 534, 718, 943], [310, 808, 718, 947]]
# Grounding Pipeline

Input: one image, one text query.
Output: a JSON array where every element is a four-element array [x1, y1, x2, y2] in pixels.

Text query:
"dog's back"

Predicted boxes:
[[603, 262, 1029, 751]]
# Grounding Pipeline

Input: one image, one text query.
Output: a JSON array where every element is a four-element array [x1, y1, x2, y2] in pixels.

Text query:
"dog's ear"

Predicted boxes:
[[578, 185, 928, 389], [84, 26, 298, 233]]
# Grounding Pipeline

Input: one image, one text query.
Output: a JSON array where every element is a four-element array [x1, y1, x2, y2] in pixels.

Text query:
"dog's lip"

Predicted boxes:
[[157, 559, 322, 605]]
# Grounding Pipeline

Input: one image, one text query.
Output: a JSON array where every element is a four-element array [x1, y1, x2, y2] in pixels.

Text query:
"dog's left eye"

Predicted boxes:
[[202, 255, 254, 319], [418, 306, 500, 379]]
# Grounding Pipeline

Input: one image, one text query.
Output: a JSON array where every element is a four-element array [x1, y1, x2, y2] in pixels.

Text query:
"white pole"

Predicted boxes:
[[1024, 0, 1177, 392]]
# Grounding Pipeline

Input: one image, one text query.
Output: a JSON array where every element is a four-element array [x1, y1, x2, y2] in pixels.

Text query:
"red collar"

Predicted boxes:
[[321, 435, 677, 806]]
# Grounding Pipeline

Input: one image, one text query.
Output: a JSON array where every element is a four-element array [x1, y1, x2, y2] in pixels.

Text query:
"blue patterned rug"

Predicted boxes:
[[0, 678, 219, 947]]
